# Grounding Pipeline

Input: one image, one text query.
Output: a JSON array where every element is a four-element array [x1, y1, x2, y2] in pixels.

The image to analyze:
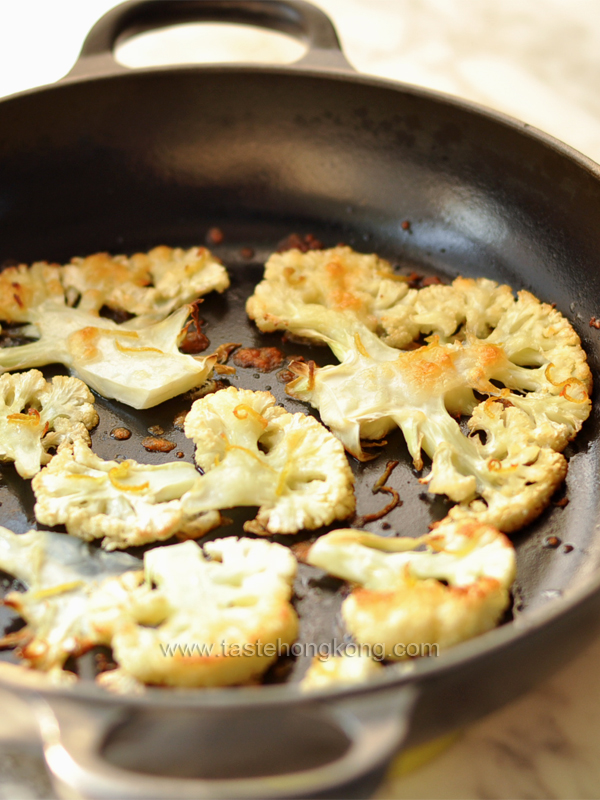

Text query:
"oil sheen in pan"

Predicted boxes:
[[0, 254, 588, 686]]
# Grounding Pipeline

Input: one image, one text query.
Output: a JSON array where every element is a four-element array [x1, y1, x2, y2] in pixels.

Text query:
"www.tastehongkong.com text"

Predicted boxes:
[[158, 639, 439, 660]]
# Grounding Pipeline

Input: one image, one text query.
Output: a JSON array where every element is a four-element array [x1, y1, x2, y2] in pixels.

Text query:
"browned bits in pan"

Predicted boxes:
[[176, 451, 184, 459], [142, 436, 177, 453], [276, 233, 324, 253], [421, 275, 443, 286], [110, 427, 131, 441], [543, 535, 561, 549], [189, 379, 230, 400], [213, 342, 241, 364], [354, 460, 402, 526], [214, 364, 236, 375], [277, 356, 305, 383], [404, 271, 422, 287], [590, 316, 600, 329], [207, 227, 224, 245], [173, 410, 188, 430], [240, 247, 255, 260], [211, 343, 240, 376], [284, 359, 316, 389], [290, 540, 314, 564], [179, 325, 209, 354], [179, 302, 210, 354], [553, 497, 569, 508], [401, 220, 411, 231], [147, 425, 164, 436], [277, 369, 295, 383], [95, 652, 117, 674], [232, 347, 285, 373]]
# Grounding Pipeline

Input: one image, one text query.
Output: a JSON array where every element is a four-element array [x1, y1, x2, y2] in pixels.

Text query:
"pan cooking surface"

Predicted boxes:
[[0, 228, 596, 687]]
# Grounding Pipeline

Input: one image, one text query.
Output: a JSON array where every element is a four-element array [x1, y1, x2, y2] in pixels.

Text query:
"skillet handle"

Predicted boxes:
[[35, 686, 416, 800], [65, 0, 354, 80]]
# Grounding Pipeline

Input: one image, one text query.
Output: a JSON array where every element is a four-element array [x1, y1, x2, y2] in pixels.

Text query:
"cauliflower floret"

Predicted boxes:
[[307, 519, 516, 659], [248, 250, 591, 532], [0, 262, 64, 324], [32, 440, 222, 550], [0, 370, 97, 478], [103, 537, 298, 688], [300, 653, 384, 692], [0, 302, 217, 409], [0, 527, 141, 675], [61, 245, 229, 317], [182, 386, 355, 534]]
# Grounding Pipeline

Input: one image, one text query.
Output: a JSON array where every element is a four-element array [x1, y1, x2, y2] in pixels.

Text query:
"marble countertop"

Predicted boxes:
[[0, 2, 600, 798]]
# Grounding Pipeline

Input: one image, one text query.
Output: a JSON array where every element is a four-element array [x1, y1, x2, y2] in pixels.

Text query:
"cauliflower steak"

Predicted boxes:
[[307, 519, 516, 658], [32, 440, 222, 550], [0, 528, 298, 688], [104, 537, 298, 689], [0, 246, 229, 408], [183, 386, 355, 534], [0, 527, 140, 679], [248, 248, 592, 532]]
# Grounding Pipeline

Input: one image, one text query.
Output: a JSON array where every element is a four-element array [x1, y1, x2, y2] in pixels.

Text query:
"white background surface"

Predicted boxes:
[[0, 2, 599, 798]]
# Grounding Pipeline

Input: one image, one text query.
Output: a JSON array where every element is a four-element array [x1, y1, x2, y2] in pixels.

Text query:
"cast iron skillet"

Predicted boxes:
[[1, 1, 600, 798]]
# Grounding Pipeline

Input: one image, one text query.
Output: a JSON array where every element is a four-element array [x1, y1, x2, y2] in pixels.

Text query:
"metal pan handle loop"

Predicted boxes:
[[65, 0, 353, 80], [36, 686, 416, 799]]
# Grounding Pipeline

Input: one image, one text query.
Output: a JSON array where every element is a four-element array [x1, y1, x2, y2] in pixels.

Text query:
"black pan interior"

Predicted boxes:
[[1, 67, 600, 688]]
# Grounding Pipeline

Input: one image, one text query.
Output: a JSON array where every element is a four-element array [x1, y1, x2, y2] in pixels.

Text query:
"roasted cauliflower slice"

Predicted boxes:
[[307, 519, 516, 659], [0, 245, 229, 408], [103, 537, 298, 688], [247, 246, 413, 349], [182, 386, 355, 534], [0, 370, 97, 478], [0, 529, 298, 688], [0, 302, 217, 409], [300, 653, 384, 692], [61, 245, 229, 317], [0, 527, 141, 677], [248, 249, 591, 532], [32, 440, 222, 550]]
